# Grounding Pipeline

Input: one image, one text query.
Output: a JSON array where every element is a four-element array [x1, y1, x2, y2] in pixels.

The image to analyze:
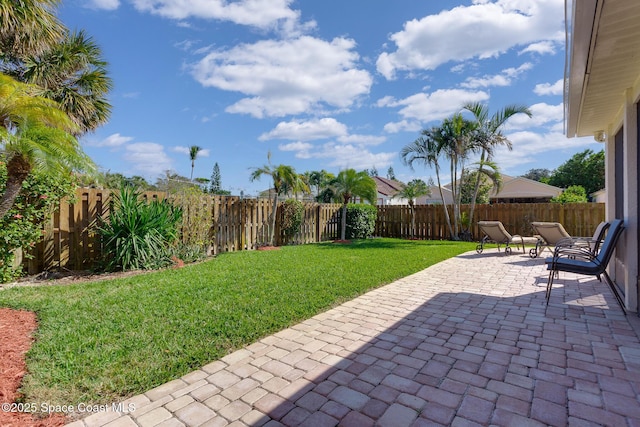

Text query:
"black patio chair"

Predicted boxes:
[[545, 219, 625, 314]]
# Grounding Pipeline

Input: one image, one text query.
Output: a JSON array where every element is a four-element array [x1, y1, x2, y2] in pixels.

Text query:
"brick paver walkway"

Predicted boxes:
[[66, 250, 640, 427]]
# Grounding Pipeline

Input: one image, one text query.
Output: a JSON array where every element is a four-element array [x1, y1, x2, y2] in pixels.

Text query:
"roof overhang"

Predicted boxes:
[[566, 0, 640, 138]]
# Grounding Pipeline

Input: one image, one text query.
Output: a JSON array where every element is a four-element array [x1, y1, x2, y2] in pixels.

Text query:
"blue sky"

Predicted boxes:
[[59, 0, 599, 196]]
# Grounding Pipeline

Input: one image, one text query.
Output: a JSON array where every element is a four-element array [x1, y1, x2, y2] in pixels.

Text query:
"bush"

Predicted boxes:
[[345, 204, 377, 239], [551, 185, 588, 203], [98, 186, 183, 271], [0, 161, 77, 283], [280, 199, 304, 242], [170, 188, 215, 257]]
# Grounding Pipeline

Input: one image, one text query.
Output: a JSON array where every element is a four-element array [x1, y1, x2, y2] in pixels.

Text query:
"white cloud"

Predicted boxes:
[[259, 118, 348, 141], [519, 41, 557, 55], [124, 142, 173, 177], [315, 143, 397, 170], [88, 133, 133, 148], [377, 0, 564, 79], [129, 0, 308, 33], [461, 62, 533, 89], [337, 134, 386, 146], [87, 0, 119, 10], [534, 79, 564, 96], [380, 89, 490, 129], [278, 142, 313, 159], [506, 102, 562, 129], [383, 120, 422, 134], [496, 131, 597, 170], [190, 36, 372, 118], [172, 146, 211, 157]]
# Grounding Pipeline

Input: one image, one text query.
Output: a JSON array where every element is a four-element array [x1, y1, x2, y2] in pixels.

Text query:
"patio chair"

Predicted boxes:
[[553, 221, 610, 259], [545, 219, 625, 314], [529, 222, 572, 258], [476, 221, 527, 255]]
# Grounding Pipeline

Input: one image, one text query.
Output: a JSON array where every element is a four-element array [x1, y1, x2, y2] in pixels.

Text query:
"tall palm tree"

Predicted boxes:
[[393, 179, 430, 238], [438, 113, 477, 237], [189, 145, 201, 181], [0, 0, 64, 60], [331, 169, 377, 241], [249, 154, 308, 246], [463, 102, 532, 232], [401, 127, 456, 239], [0, 75, 94, 218]]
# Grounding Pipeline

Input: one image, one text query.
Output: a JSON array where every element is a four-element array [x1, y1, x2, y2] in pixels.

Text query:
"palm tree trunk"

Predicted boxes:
[[269, 191, 278, 246], [434, 165, 455, 239], [468, 150, 486, 238], [410, 203, 416, 238], [0, 155, 31, 219]]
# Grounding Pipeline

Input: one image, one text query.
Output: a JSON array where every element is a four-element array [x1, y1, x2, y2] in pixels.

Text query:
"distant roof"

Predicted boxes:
[[373, 176, 405, 197], [491, 175, 562, 199]]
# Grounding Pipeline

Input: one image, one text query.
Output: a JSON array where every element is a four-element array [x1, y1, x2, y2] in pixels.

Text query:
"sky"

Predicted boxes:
[[58, 0, 600, 196]]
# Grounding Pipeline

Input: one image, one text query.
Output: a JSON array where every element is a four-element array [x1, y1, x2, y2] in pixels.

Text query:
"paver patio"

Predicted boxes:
[[66, 249, 640, 427]]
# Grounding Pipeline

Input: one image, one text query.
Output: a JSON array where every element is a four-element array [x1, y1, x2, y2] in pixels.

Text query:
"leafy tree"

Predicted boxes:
[[189, 145, 201, 181], [155, 171, 197, 194], [521, 168, 552, 183], [463, 102, 532, 231], [249, 153, 309, 246], [0, 75, 94, 218], [548, 149, 604, 196], [331, 169, 377, 241], [551, 185, 588, 204], [307, 169, 334, 199], [387, 166, 396, 180], [393, 179, 430, 238], [364, 166, 378, 177], [402, 126, 455, 239]]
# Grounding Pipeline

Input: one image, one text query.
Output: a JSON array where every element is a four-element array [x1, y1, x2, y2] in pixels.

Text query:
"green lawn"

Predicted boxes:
[[0, 238, 476, 407]]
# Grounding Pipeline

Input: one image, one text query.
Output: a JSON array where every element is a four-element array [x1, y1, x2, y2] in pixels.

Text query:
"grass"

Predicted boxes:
[[0, 238, 476, 407]]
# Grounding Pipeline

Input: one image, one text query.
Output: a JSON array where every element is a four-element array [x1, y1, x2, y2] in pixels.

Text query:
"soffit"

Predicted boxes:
[[568, 0, 640, 137]]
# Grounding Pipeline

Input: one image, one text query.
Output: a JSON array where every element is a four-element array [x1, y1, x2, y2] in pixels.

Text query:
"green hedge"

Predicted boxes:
[[346, 204, 377, 239]]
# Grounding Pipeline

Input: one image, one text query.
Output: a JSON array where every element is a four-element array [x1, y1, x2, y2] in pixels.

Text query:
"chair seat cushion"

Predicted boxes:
[[545, 256, 604, 275]]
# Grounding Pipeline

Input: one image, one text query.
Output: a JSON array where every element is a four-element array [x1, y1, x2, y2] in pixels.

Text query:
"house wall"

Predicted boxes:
[[604, 88, 639, 312]]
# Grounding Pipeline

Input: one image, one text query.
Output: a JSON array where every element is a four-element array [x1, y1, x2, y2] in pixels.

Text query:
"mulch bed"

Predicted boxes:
[[0, 308, 66, 426]]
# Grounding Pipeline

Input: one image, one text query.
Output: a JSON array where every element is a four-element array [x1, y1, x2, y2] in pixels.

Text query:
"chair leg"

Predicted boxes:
[[546, 268, 556, 304], [601, 271, 627, 315]]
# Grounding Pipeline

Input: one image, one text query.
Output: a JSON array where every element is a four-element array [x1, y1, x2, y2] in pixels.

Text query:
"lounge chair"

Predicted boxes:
[[545, 219, 625, 314], [476, 221, 527, 255], [529, 222, 572, 258], [552, 221, 610, 259]]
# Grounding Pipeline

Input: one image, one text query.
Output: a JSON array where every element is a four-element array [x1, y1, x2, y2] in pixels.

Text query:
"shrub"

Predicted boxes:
[[280, 199, 304, 242], [345, 204, 377, 239], [170, 188, 215, 257], [0, 161, 76, 283], [551, 185, 588, 203], [98, 186, 183, 271]]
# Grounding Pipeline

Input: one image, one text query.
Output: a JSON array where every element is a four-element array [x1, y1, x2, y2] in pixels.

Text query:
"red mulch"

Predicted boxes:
[[257, 246, 280, 251], [0, 308, 66, 427]]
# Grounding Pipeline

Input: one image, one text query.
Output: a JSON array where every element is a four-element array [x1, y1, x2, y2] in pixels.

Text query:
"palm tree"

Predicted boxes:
[[463, 102, 532, 232], [249, 154, 308, 246], [0, 75, 94, 218], [401, 127, 456, 239], [0, 0, 64, 60], [189, 145, 201, 181], [439, 113, 477, 237], [393, 179, 430, 238], [331, 169, 377, 241], [15, 30, 113, 134]]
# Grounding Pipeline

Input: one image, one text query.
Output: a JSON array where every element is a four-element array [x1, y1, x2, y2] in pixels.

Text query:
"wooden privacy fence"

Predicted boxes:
[[25, 188, 342, 274], [375, 203, 606, 240], [24, 187, 605, 274]]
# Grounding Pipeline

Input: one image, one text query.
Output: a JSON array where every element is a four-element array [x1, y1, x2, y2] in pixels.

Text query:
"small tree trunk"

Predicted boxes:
[[0, 155, 31, 219], [468, 150, 487, 238], [268, 192, 278, 246], [340, 204, 347, 240]]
